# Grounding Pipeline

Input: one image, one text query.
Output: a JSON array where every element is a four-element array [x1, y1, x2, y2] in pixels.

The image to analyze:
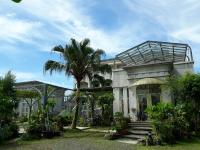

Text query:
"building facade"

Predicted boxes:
[[81, 41, 194, 121], [15, 81, 67, 117]]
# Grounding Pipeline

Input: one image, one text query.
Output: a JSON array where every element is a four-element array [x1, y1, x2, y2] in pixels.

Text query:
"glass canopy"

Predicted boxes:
[[116, 41, 193, 66]]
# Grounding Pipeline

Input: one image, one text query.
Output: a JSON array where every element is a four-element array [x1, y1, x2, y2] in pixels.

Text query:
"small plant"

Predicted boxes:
[[113, 112, 130, 133]]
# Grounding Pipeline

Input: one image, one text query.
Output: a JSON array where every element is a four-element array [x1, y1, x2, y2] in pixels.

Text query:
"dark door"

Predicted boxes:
[[138, 95, 147, 121]]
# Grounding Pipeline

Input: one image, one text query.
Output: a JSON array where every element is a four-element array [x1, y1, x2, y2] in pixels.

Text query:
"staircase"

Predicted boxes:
[[122, 121, 153, 142]]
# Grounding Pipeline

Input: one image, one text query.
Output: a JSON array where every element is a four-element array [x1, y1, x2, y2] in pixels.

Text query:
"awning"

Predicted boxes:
[[130, 78, 164, 87]]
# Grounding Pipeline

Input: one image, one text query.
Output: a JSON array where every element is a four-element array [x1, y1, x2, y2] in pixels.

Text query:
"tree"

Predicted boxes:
[[98, 93, 114, 125], [166, 73, 200, 131], [16, 90, 40, 121], [12, 0, 22, 3], [44, 38, 111, 129], [0, 71, 18, 122]]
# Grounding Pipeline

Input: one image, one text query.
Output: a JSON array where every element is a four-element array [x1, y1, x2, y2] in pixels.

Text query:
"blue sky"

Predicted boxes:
[[0, 0, 200, 89]]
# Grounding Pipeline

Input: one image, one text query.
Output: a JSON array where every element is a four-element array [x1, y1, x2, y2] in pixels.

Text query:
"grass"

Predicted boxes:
[[138, 137, 200, 150], [0, 129, 200, 150]]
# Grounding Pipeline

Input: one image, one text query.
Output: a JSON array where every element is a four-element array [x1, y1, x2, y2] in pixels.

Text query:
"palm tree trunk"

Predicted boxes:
[[71, 81, 80, 129]]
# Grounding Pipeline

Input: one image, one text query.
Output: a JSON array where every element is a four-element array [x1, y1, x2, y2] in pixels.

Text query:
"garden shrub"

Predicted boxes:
[[18, 116, 28, 123], [104, 132, 121, 140], [26, 121, 43, 138], [146, 103, 189, 144], [78, 117, 87, 126], [113, 112, 130, 132], [0, 122, 19, 142]]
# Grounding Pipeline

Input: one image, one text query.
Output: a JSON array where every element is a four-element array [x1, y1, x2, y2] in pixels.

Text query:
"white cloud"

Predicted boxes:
[[8, 0, 143, 54], [123, 0, 200, 44], [0, 14, 42, 44], [1, 0, 200, 72]]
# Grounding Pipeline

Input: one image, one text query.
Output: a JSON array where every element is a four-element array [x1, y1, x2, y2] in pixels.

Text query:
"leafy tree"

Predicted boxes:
[[12, 0, 22, 3], [167, 73, 200, 131], [44, 38, 111, 129], [0, 71, 18, 122], [16, 90, 40, 121], [179, 73, 200, 131], [0, 71, 19, 142], [98, 93, 114, 125]]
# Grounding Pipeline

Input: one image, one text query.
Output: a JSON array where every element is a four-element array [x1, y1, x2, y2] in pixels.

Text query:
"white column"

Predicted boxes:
[[129, 86, 137, 121], [113, 88, 121, 114], [123, 88, 128, 117]]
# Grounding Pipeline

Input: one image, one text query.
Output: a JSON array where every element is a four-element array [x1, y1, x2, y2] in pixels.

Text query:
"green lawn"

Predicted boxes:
[[0, 129, 200, 150]]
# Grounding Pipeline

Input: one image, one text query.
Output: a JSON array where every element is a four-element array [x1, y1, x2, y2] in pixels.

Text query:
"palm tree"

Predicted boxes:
[[44, 38, 111, 129], [12, 0, 22, 3]]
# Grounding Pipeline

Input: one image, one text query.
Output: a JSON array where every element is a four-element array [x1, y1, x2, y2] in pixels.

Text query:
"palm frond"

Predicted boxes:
[[44, 60, 65, 75], [81, 38, 90, 48], [99, 64, 112, 74], [52, 45, 64, 53]]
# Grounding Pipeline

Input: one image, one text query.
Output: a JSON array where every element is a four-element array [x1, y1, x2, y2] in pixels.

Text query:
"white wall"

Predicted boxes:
[[173, 62, 194, 76]]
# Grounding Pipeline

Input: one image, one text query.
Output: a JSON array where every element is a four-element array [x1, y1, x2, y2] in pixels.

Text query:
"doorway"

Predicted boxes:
[[136, 84, 161, 121], [138, 94, 148, 121]]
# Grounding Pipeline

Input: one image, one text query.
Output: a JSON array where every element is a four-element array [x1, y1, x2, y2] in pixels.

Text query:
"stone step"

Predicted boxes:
[[129, 126, 153, 131], [123, 134, 146, 140], [128, 122, 152, 125], [128, 130, 154, 135], [130, 121, 152, 123], [128, 124, 152, 127]]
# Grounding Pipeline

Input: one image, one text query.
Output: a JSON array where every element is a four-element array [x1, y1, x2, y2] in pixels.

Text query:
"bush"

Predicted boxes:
[[79, 117, 87, 126], [104, 132, 121, 140], [25, 121, 44, 138], [8, 122, 19, 138], [146, 103, 189, 144], [18, 116, 28, 123], [0, 122, 19, 142], [113, 112, 130, 132]]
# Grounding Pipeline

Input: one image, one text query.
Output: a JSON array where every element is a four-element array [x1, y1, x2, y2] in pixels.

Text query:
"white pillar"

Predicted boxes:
[[129, 86, 137, 121], [123, 88, 128, 117], [113, 88, 121, 114]]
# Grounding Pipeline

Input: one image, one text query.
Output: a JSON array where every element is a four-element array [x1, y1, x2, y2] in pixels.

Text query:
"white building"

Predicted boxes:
[[15, 81, 68, 117], [81, 41, 194, 121]]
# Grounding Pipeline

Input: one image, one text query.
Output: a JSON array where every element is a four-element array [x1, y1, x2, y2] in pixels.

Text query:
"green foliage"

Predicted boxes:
[[78, 117, 87, 126], [18, 116, 28, 123], [98, 93, 114, 126], [16, 90, 40, 99], [167, 73, 200, 131], [0, 122, 18, 142], [17, 90, 40, 121], [113, 112, 129, 132], [55, 115, 73, 127], [0, 71, 18, 121], [44, 38, 111, 129], [146, 103, 189, 144], [0, 71, 19, 142], [12, 0, 22, 3]]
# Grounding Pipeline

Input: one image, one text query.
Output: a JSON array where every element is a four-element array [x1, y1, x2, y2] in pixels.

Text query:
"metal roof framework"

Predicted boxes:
[[116, 41, 193, 66]]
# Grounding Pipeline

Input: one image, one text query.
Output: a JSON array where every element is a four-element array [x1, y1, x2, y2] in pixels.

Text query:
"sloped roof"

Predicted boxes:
[[116, 41, 193, 66], [15, 80, 72, 90]]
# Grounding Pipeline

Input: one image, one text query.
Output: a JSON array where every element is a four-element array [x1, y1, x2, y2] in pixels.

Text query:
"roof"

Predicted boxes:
[[130, 78, 164, 87], [15, 80, 72, 91], [116, 41, 193, 66]]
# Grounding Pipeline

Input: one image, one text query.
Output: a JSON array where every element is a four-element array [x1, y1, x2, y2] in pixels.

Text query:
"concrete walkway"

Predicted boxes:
[[116, 138, 138, 144]]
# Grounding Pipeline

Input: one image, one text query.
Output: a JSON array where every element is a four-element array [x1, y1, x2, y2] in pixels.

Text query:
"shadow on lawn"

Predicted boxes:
[[63, 129, 105, 139]]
